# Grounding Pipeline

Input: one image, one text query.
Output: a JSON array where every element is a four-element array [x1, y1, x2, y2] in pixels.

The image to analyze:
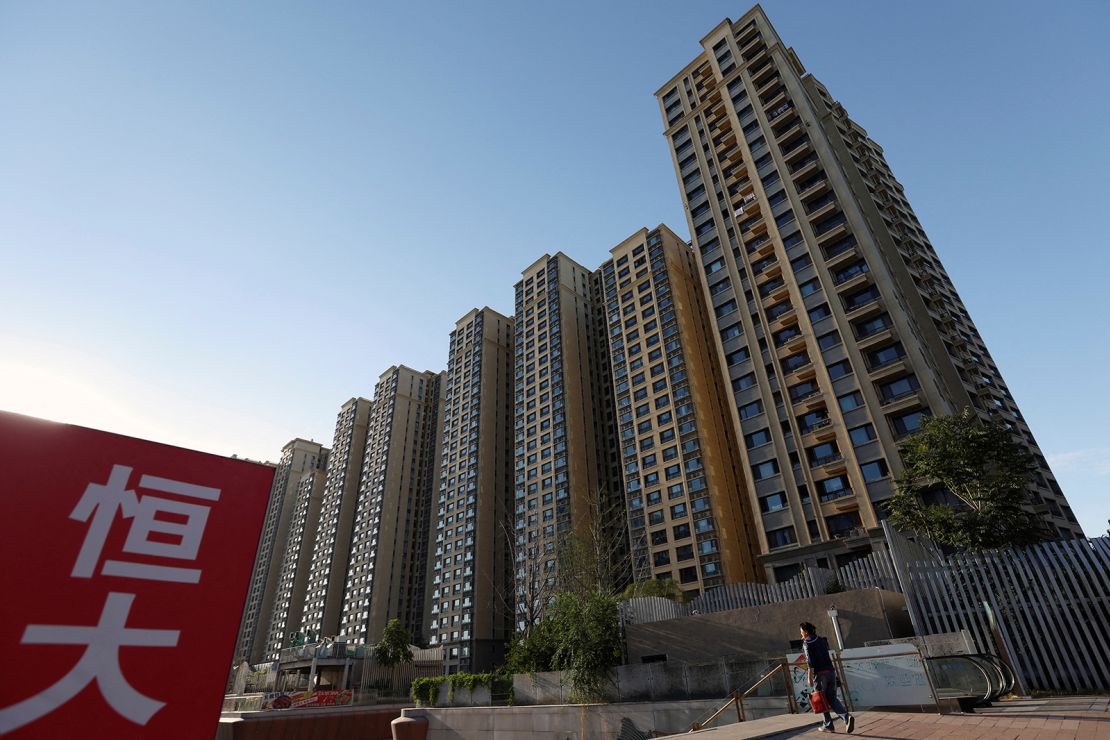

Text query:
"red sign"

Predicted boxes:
[[0, 411, 274, 739], [262, 690, 353, 710]]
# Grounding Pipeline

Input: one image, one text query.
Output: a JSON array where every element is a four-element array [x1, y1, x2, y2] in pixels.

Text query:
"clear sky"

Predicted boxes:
[[1, 1, 1107, 536]]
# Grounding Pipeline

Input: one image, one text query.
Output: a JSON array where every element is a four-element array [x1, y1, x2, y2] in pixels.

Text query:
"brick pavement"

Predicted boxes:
[[766, 697, 1109, 740], [670, 697, 1110, 739]]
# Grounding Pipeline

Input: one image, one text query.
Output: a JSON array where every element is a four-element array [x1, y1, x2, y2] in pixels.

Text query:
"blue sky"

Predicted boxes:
[[1, 1, 1107, 536]]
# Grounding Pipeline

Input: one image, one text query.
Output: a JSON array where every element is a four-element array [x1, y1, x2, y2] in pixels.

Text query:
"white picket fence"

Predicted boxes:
[[621, 548, 899, 625], [883, 522, 1110, 693]]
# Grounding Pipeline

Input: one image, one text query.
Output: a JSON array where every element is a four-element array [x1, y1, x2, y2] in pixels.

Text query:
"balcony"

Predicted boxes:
[[780, 332, 807, 353], [756, 262, 783, 284], [834, 270, 871, 293], [805, 200, 838, 224], [739, 36, 765, 60], [855, 326, 895, 351], [814, 217, 849, 246], [844, 297, 884, 322], [783, 361, 816, 384], [743, 215, 768, 240], [796, 177, 828, 202], [803, 420, 837, 443], [880, 388, 924, 414], [764, 283, 790, 304], [829, 526, 868, 541], [781, 134, 812, 162], [761, 88, 787, 112], [769, 306, 798, 331], [749, 238, 776, 261], [868, 356, 908, 381], [789, 155, 821, 182], [768, 102, 795, 124], [722, 144, 744, 164], [817, 486, 853, 504]]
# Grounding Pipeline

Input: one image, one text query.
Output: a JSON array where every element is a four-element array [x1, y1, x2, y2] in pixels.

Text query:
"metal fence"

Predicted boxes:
[[621, 548, 899, 625], [883, 522, 1110, 693]]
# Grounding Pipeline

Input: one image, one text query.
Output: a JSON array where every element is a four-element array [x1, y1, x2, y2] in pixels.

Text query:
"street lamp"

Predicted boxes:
[[827, 606, 845, 650]]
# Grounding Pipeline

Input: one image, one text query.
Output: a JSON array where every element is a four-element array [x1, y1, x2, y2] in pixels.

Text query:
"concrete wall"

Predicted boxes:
[[216, 705, 401, 740], [866, 630, 976, 657], [402, 697, 789, 740], [509, 661, 776, 706], [626, 589, 910, 663]]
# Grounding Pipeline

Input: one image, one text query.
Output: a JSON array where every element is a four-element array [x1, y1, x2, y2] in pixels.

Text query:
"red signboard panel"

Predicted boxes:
[[0, 411, 274, 739]]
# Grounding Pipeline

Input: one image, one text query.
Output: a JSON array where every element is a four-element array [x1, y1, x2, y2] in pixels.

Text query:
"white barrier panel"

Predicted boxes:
[[788, 644, 934, 710]]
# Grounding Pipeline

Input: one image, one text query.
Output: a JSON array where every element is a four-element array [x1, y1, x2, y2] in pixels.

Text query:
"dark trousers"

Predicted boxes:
[[815, 670, 848, 726]]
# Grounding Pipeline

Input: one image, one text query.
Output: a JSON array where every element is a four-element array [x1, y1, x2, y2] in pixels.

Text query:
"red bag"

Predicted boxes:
[[809, 689, 830, 714]]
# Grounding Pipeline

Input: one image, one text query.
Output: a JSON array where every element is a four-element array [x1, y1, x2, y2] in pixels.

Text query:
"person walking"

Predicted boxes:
[[800, 621, 854, 733]]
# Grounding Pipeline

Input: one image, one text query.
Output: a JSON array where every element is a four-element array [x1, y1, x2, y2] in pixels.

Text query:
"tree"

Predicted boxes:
[[504, 589, 622, 702], [619, 578, 685, 602], [555, 485, 632, 599], [886, 409, 1044, 550], [372, 619, 413, 694], [497, 515, 557, 641]]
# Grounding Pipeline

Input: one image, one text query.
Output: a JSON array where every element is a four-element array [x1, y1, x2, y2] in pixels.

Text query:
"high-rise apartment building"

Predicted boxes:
[[656, 5, 1083, 580], [338, 366, 444, 646], [235, 438, 328, 664], [600, 226, 763, 595], [512, 254, 623, 627], [429, 308, 515, 673], [299, 397, 374, 639], [263, 450, 329, 659]]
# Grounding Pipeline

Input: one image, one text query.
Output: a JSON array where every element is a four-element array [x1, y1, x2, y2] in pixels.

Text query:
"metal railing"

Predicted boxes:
[[690, 661, 799, 731]]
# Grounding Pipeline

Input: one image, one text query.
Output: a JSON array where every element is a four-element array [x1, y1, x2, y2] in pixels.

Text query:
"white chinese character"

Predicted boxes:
[[69, 464, 220, 583], [0, 592, 179, 734]]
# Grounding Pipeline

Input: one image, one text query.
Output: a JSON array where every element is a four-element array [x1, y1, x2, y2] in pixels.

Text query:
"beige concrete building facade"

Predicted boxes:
[[601, 226, 763, 595], [512, 253, 624, 628], [429, 308, 515, 673], [338, 366, 444, 647], [299, 397, 374, 639], [656, 4, 1083, 581], [235, 438, 328, 664], [263, 452, 329, 659]]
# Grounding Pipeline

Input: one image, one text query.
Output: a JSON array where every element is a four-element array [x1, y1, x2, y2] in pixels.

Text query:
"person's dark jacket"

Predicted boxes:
[[802, 634, 834, 673]]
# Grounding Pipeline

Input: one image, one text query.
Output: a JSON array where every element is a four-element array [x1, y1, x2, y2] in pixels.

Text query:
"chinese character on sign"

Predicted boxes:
[[70, 464, 220, 583], [0, 412, 274, 740], [0, 463, 222, 735], [0, 593, 179, 735]]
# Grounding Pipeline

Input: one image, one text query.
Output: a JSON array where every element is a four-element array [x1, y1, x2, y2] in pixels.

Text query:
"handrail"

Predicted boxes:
[[690, 660, 798, 731]]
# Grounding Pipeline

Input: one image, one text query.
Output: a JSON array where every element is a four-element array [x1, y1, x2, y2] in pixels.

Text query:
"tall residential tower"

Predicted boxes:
[[656, 5, 1082, 580], [337, 366, 444, 646], [512, 254, 623, 628], [235, 438, 328, 664], [601, 226, 763, 595], [429, 308, 515, 673]]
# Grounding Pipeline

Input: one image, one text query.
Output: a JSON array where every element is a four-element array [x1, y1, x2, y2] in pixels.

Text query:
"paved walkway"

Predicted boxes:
[[665, 697, 1110, 739]]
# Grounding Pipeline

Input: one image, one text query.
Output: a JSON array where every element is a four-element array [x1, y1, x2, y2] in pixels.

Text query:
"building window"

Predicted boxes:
[[759, 492, 788, 513], [733, 372, 757, 392], [861, 459, 889, 482], [837, 391, 864, 411], [891, 409, 928, 436], [766, 526, 797, 549], [725, 347, 751, 366], [752, 459, 779, 480], [745, 428, 772, 449], [849, 424, 876, 446], [817, 330, 841, 351], [808, 303, 831, 322], [739, 400, 763, 420], [827, 360, 853, 380]]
